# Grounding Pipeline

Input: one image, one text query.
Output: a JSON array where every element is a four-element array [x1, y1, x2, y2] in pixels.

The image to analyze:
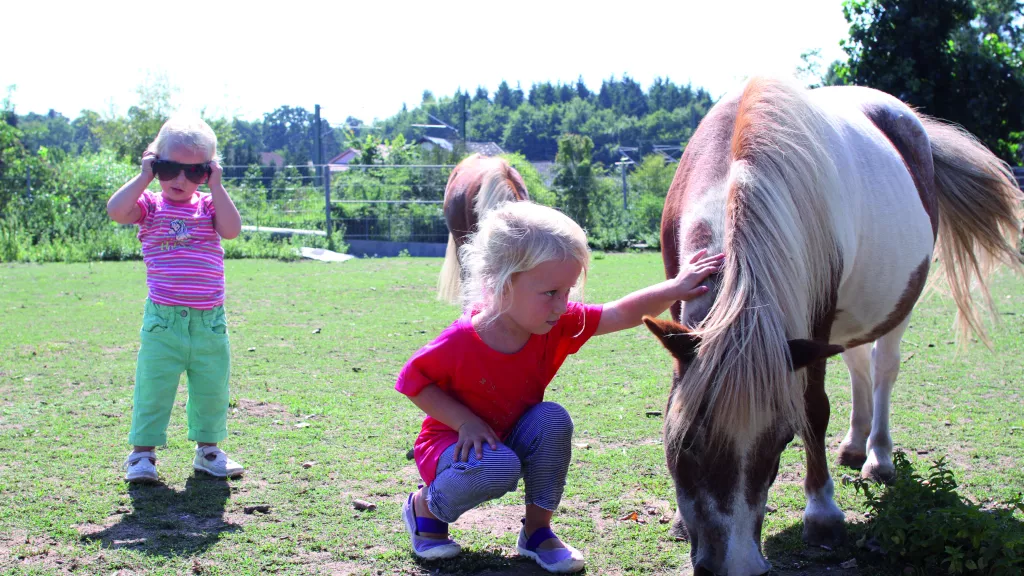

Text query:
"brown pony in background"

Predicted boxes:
[[437, 153, 529, 303]]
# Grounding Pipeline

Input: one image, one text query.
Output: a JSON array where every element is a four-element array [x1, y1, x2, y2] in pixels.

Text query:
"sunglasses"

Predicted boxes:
[[152, 159, 212, 184]]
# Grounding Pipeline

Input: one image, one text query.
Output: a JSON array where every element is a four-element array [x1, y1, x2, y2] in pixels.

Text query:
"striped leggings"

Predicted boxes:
[[425, 402, 574, 524]]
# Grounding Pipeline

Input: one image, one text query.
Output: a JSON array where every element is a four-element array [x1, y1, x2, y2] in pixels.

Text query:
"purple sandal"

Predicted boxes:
[[517, 521, 585, 573], [402, 493, 461, 560]]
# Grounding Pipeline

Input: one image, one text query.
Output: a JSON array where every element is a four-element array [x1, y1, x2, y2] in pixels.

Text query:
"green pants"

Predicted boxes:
[[129, 299, 231, 446]]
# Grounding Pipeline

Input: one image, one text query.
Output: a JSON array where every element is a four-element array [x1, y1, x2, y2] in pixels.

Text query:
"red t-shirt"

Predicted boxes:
[[395, 302, 603, 484]]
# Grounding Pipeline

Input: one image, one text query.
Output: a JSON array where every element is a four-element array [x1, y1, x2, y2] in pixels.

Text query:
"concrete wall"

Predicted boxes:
[[344, 239, 447, 258]]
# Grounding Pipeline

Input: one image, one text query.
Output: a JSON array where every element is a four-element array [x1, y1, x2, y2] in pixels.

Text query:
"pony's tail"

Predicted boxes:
[[922, 117, 1024, 346], [436, 233, 462, 304]]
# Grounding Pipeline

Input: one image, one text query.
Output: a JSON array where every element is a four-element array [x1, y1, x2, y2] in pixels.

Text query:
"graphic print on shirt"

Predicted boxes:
[[161, 219, 194, 252]]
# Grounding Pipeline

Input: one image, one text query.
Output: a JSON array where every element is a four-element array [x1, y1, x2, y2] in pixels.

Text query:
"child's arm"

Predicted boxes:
[[594, 249, 724, 336], [106, 153, 154, 224], [207, 160, 242, 239], [409, 384, 500, 462]]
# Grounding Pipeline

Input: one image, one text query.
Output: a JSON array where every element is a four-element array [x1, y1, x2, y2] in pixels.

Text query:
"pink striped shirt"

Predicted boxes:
[[135, 190, 225, 309]]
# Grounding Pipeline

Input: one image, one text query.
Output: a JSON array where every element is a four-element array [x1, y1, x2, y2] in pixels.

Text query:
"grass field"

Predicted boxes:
[[0, 254, 1021, 575]]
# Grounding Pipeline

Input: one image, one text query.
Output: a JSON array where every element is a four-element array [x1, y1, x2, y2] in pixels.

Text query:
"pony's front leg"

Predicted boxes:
[[801, 358, 846, 547], [862, 317, 910, 483], [837, 344, 873, 468]]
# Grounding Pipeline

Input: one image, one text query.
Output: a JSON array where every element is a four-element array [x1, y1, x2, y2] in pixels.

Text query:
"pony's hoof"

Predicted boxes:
[[836, 445, 867, 470], [669, 511, 689, 541], [861, 461, 896, 484], [802, 516, 846, 548]]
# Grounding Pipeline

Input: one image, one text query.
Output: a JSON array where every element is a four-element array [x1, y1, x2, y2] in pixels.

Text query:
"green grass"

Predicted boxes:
[[0, 254, 1021, 575]]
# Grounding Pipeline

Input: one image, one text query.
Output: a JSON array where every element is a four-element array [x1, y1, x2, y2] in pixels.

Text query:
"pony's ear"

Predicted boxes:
[[787, 339, 845, 371], [643, 316, 699, 360]]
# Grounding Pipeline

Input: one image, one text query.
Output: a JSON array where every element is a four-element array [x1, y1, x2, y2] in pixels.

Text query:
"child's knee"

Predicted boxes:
[[535, 402, 574, 438], [478, 447, 521, 494]]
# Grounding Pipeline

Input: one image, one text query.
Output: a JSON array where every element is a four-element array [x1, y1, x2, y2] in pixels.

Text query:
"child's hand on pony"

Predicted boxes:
[[671, 249, 725, 300]]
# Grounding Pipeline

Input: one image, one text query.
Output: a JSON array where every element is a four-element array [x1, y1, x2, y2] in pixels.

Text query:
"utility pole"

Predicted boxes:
[[461, 94, 467, 145], [621, 159, 628, 210], [614, 149, 636, 211], [314, 104, 323, 186]]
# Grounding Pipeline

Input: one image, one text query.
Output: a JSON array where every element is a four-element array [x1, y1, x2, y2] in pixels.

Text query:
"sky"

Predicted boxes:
[[3, 0, 851, 126]]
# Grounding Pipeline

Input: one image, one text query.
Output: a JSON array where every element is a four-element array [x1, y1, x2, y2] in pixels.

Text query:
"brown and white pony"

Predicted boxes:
[[437, 153, 529, 302], [643, 77, 1023, 576]]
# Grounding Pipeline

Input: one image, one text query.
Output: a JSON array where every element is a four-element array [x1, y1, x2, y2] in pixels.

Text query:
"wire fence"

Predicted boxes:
[[3, 162, 456, 244]]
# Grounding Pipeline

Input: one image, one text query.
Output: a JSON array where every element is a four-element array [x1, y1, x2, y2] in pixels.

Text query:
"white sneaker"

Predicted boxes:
[[193, 446, 244, 478], [124, 451, 159, 483]]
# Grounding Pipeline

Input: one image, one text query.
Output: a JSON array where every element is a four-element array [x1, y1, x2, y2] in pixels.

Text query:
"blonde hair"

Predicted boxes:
[[459, 202, 590, 319], [147, 114, 220, 162]]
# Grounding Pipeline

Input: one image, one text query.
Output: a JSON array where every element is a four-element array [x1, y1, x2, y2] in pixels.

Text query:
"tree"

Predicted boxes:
[[575, 76, 592, 101], [839, 0, 1024, 162], [554, 134, 597, 229], [502, 105, 558, 160], [70, 110, 104, 154], [528, 82, 557, 107], [629, 154, 678, 234]]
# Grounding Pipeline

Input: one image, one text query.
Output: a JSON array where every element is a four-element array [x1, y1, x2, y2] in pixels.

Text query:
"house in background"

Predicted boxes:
[[415, 137, 505, 158], [259, 151, 285, 168], [529, 161, 557, 187], [466, 141, 505, 157], [327, 148, 360, 172]]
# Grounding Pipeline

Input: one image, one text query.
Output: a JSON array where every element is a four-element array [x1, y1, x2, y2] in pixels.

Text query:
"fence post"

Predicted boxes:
[[324, 165, 332, 239]]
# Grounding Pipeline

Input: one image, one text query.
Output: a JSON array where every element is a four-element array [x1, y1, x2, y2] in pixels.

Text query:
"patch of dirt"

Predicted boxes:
[[573, 436, 663, 451], [776, 470, 805, 485], [233, 398, 287, 418], [767, 547, 864, 576], [0, 531, 73, 572], [454, 505, 523, 537], [101, 345, 133, 355], [291, 551, 374, 575]]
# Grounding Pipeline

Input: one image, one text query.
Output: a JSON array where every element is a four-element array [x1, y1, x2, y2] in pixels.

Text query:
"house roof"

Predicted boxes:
[[327, 148, 359, 165], [466, 141, 505, 157], [259, 152, 285, 167], [416, 137, 505, 157], [416, 136, 454, 152]]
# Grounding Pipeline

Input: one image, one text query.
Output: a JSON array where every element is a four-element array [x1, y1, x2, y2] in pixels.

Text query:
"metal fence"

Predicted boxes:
[[2, 162, 456, 244], [201, 163, 453, 243]]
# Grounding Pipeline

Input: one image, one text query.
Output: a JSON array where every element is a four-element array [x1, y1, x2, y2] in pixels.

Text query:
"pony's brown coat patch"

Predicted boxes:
[[661, 96, 739, 321], [844, 257, 930, 348], [861, 104, 939, 237]]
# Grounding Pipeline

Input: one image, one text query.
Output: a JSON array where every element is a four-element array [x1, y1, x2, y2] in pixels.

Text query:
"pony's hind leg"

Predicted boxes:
[[837, 344, 872, 469], [862, 317, 911, 483]]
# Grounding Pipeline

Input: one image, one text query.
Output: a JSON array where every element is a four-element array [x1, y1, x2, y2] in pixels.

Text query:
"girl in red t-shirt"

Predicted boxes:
[[397, 201, 722, 573]]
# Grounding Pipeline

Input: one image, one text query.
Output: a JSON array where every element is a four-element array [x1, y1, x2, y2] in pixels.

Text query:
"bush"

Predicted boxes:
[[853, 450, 1024, 575]]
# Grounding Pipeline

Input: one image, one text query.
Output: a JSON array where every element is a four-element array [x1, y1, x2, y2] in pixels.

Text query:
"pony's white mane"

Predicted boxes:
[[668, 77, 842, 448]]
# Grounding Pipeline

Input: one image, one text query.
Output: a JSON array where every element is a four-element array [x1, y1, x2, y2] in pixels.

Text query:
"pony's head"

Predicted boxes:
[[644, 317, 841, 575]]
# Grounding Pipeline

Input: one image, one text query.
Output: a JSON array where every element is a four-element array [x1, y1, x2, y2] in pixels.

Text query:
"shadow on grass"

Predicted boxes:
[[81, 474, 240, 557], [761, 521, 877, 575], [414, 549, 574, 575]]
